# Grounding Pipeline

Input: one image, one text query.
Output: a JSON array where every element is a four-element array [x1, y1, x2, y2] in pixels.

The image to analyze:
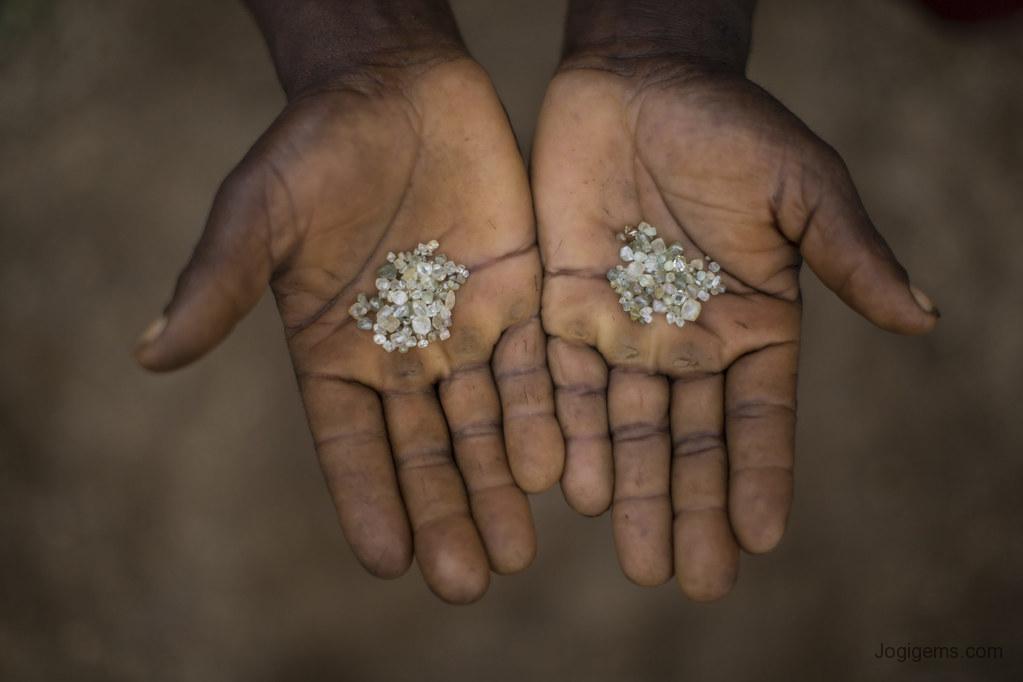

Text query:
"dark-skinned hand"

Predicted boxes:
[[136, 55, 564, 604], [533, 56, 939, 600]]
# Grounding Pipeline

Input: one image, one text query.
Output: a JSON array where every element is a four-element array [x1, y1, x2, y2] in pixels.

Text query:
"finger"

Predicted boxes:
[[725, 340, 798, 554], [493, 317, 565, 493], [439, 364, 536, 575], [608, 369, 673, 586], [135, 162, 293, 371], [548, 338, 612, 516], [300, 377, 412, 578], [780, 145, 939, 334], [382, 388, 490, 604], [670, 374, 739, 601]]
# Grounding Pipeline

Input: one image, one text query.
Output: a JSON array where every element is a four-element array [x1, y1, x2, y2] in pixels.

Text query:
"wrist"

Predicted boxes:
[[244, 0, 467, 99], [562, 0, 755, 75]]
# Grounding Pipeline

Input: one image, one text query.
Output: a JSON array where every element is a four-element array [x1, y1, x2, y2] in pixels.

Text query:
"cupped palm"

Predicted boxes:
[[138, 58, 564, 604], [533, 63, 936, 600]]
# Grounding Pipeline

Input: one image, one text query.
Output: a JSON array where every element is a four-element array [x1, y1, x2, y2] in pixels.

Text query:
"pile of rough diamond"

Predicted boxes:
[[607, 222, 725, 326], [348, 240, 469, 353]]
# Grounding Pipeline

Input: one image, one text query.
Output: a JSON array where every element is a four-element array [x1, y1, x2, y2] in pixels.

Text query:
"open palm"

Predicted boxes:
[[137, 58, 564, 603], [533, 63, 937, 600]]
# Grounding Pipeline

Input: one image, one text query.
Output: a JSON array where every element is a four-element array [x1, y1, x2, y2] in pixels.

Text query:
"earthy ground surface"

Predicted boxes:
[[1, 0, 1021, 680]]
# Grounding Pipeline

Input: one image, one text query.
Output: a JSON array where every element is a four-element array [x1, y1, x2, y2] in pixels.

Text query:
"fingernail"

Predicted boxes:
[[135, 315, 167, 351], [909, 285, 939, 317]]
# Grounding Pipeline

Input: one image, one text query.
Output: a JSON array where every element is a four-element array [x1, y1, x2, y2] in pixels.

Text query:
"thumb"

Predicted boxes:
[[134, 164, 280, 372], [782, 145, 940, 335]]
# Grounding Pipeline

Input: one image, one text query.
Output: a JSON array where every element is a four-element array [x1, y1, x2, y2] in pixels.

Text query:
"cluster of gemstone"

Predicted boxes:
[[607, 222, 725, 327], [348, 240, 469, 353]]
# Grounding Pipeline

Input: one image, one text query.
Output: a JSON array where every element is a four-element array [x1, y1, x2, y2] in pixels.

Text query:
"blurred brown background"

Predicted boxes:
[[1, 0, 1021, 680]]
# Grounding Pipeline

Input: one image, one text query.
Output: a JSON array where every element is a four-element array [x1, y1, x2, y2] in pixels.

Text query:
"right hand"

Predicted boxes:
[[136, 56, 563, 604]]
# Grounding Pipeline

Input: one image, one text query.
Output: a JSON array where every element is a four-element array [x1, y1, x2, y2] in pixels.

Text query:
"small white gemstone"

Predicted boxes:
[[412, 316, 431, 335], [389, 290, 408, 305], [619, 245, 635, 262], [681, 299, 701, 321]]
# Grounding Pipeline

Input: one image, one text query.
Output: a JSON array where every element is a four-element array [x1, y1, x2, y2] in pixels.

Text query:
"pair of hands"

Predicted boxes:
[[135, 33, 937, 603]]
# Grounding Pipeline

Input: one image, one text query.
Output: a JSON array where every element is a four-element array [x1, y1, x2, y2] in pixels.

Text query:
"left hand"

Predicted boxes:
[[532, 57, 938, 600]]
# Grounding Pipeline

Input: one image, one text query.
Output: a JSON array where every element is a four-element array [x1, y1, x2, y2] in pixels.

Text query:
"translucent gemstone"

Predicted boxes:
[[444, 291, 456, 309], [639, 274, 654, 288], [697, 290, 710, 302], [619, 245, 635, 262], [439, 328, 451, 340], [372, 334, 386, 345], [651, 238, 666, 253], [708, 261, 721, 273], [681, 298, 701, 321], [653, 300, 667, 313], [417, 262, 433, 277], [626, 261, 645, 278], [389, 290, 408, 305], [412, 316, 431, 335], [357, 318, 373, 330], [417, 339, 429, 349]]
